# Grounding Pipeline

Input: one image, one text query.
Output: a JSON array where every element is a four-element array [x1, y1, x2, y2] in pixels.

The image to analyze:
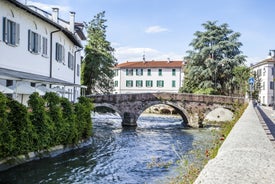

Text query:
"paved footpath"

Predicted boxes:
[[194, 101, 275, 184]]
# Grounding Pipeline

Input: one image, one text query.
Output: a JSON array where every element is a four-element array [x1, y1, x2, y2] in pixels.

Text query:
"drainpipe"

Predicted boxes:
[[73, 47, 83, 102]]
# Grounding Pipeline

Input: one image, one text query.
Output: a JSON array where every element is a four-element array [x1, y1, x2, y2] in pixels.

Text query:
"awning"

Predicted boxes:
[[52, 87, 72, 94], [0, 84, 14, 94], [36, 85, 56, 93], [10, 83, 45, 95]]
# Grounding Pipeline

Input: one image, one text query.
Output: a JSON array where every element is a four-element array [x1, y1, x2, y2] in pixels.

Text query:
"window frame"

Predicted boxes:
[[147, 69, 151, 76], [172, 69, 176, 76], [42, 37, 48, 57], [136, 80, 143, 87], [158, 69, 162, 76], [157, 80, 164, 87], [126, 80, 133, 87], [56, 42, 65, 63], [2, 17, 20, 46], [146, 80, 153, 87], [28, 30, 41, 54], [68, 52, 74, 70]]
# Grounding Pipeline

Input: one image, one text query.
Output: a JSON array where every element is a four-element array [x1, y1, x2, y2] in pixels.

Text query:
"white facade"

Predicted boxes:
[[251, 58, 275, 106], [113, 61, 184, 94], [0, 0, 85, 105]]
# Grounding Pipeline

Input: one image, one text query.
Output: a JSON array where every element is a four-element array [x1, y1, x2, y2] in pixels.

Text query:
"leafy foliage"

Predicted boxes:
[[0, 92, 94, 159], [82, 11, 116, 94], [181, 21, 247, 96]]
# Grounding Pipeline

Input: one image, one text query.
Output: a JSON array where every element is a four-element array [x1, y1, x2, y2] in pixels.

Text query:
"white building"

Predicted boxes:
[[251, 57, 275, 106], [0, 0, 86, 105], [113, 60, 184, 94]]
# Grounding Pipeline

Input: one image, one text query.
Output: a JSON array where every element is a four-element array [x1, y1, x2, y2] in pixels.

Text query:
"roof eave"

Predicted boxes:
[[7, 0, 83, 48]]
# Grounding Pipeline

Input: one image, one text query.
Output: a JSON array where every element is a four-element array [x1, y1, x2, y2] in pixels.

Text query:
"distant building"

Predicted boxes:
[[113, 60, 184, 94], [0, 0, 86, 105], [250, 57, 275, 105]]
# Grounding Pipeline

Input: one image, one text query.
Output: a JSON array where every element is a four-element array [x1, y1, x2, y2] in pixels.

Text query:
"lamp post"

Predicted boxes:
[[269, 49, 275, 110]]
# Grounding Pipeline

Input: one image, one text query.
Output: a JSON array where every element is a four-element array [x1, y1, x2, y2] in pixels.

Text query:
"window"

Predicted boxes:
[[158, 69, 162, 76], [126, 69, 133, 76], [114, 81, 118, 87], [262, 82, 265, 90], [147, 69, 151, 76], [136, 80, 143, 87], [31, 82, 36, 87], [172, 80, 176, 87], [257, 69, 262, 77], [2, 17, 20, 46], [56, 43, 65, 63], [273, 67, 275, 76], [172, 69, 176, 76], [28, 30, 41, 54], [157, 80, 164, 87], [146, 80, 153, 87], [68, 52, 74, 70], [6, 80, 13, 87], [114, 70, 118, 76], [126, 80, 133, 87], [42, 37, 48, 57], [77, 64, 80, 76], [270, 81, 274, 90], [136, 68, 143, 76]]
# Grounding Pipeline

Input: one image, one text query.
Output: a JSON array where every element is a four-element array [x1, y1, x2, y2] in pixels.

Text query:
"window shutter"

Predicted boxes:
[[38, 34, 41, 53], [15, 23, 20, 45], [62, 46, 65, 63], [2, 17, 7, 42], [55, 43, 58, 61], [28, 30, 32, 51]]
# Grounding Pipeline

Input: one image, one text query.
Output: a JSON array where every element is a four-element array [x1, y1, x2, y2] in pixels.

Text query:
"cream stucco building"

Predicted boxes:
[[113, 60, 184, 94], [0, 0, 86, 105]]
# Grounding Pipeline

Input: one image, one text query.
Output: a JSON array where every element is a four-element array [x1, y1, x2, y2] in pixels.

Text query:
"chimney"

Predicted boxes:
[[52, 8, 59, 23], [69, 11, 75, 33], [167, 58, 170, 63]]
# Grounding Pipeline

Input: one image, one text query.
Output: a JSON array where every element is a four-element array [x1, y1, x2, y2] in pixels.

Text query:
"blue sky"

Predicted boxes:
[[21, 0, 275, 65]]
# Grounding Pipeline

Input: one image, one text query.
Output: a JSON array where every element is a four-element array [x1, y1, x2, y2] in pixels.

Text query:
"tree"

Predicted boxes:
[[82, 11, 116, 95], [181, 21, 246, 95], [232, 66, 250, 97]]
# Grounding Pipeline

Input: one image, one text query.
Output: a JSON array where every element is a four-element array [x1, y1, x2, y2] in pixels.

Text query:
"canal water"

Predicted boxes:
[[0, 113, 214, 184]]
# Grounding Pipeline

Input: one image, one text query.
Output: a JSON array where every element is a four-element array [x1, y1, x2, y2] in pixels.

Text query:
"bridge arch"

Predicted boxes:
[[136, 101, 190, 126], [93, 103, 124, 119]]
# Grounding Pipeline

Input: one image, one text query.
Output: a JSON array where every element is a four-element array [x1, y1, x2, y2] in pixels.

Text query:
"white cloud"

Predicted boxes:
[[145, 26, 168, 33], [114, 46, 183, 63]]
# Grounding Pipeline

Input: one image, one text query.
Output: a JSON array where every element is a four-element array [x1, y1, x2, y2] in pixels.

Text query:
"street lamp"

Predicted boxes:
[[269, 49, 275, 110]]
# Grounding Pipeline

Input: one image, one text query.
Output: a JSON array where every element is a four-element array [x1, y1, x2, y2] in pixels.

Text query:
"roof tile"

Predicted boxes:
[[116, 61, 183, 68]]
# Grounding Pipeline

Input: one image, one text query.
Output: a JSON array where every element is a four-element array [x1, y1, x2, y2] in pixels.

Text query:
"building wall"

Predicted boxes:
[[113, 67, 183, 94], [252, 62, 275, 105], [0, 1, 82, 104]]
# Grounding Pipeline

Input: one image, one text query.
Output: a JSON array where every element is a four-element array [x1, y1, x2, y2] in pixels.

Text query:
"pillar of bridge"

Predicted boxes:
[[121, 112, 138, 126]]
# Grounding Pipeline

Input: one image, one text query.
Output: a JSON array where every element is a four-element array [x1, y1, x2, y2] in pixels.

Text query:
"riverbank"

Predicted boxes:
[[194, 102, 275, 183]]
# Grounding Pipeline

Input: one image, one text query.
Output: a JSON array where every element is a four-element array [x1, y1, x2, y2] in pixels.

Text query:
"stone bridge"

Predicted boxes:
[[88, 93, 245, 127]]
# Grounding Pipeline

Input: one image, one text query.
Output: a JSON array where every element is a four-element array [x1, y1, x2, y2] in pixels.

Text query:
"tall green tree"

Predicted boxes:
[[82, 11, 116, 95], [181, 21, 246, 95]]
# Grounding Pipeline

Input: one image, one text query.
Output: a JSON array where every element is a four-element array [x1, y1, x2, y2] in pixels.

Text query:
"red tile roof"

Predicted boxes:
[[115, 61, 183, 68]]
